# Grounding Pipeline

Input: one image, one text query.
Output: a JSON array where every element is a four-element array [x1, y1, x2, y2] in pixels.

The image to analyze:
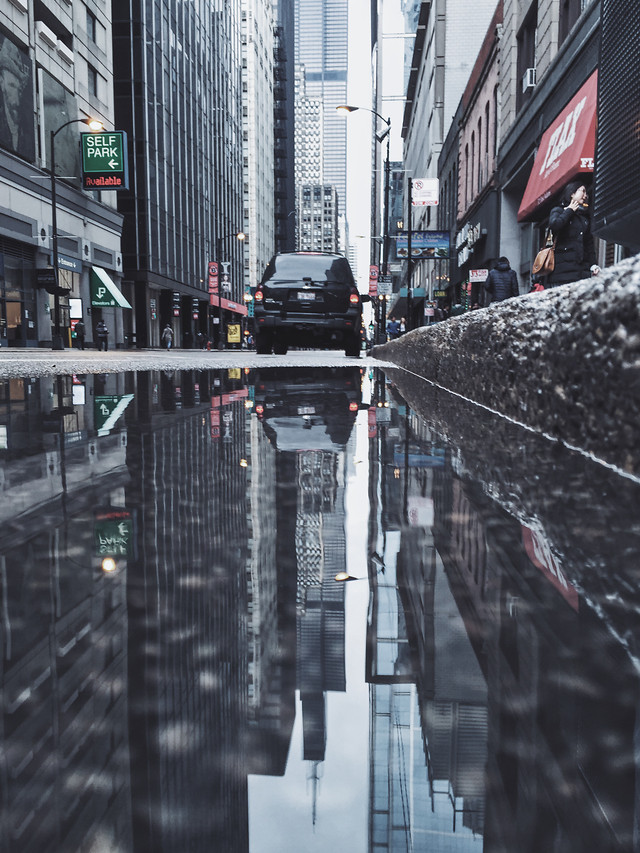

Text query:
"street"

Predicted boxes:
[[0, 347, 392, 379]]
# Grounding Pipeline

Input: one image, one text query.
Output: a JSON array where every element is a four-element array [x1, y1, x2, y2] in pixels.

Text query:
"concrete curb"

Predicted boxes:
[[372, 254, 640, 476]]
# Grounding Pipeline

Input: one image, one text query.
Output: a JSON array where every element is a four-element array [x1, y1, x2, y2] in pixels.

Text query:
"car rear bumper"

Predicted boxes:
[[255, 313, 360, 334]]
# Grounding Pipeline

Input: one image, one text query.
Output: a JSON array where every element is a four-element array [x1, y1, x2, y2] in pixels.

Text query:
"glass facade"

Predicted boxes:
[[294, 0, 348, 215], [113, 0, 244, 343]]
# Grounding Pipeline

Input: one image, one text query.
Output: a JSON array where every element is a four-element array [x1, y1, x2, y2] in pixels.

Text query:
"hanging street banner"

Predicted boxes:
[[81, 132, 129, 190], [411, 178, 439, 206], [395, 230, 450, 260], [369, 264, 379, 298], [208, 262, 219, 302]]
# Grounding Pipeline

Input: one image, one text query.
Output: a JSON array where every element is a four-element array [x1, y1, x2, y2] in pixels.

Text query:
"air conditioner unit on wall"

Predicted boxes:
[[522, 67, 537, 92]]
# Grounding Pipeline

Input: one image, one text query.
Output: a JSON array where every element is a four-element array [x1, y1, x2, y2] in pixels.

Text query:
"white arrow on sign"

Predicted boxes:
[[108, 159, 118, 169]]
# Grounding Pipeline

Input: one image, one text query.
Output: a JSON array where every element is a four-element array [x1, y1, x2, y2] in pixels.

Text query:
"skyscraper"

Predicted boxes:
[[294, 0, 348, 216], [113, 0, 244, 348]]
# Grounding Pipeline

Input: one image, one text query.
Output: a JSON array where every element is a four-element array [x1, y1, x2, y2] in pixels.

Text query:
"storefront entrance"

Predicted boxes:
[[0, 243, 38, 347]]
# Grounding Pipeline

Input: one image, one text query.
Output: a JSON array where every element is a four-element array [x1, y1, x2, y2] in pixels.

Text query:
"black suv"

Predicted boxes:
[[253, 252, 368, 356]]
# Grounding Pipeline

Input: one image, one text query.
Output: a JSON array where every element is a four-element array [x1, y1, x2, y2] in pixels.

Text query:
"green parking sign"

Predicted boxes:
[[81, 131, 129, 190]]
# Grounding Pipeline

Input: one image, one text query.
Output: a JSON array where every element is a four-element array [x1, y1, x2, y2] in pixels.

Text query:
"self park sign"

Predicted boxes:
[[81, 131, 129, 190]]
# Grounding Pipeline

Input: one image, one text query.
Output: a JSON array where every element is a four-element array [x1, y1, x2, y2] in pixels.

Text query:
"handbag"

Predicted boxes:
[[532, 230, 555, 275]]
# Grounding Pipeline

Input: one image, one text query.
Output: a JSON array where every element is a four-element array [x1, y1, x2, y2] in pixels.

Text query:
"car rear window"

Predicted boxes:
[[262, 253, 355, 285]]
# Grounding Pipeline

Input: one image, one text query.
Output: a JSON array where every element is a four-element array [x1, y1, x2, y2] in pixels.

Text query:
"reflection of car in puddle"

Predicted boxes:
[[254, 367, 361, 451]]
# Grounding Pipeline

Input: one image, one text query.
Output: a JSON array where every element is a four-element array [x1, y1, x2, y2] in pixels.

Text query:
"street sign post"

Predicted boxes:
[[81, 132, 129, 189], [377, 275, 392, 295]]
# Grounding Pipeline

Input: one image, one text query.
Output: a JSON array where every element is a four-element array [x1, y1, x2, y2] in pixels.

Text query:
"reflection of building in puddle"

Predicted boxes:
[[0, 373, 133, 852], [249, 369, 359, 821], [295, 445, 349, 821], [367, 385, 488, 846]]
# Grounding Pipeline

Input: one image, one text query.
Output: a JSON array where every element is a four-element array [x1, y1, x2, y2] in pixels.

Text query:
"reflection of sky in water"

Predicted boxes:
[[250, 414, 370, 851]]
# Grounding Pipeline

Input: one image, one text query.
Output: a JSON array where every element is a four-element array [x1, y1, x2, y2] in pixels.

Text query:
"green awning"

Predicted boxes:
[[91, 267, 132, 309]]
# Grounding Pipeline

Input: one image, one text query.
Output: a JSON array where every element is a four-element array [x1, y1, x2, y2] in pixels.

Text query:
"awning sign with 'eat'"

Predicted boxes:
[[518, 71, 597, 221]]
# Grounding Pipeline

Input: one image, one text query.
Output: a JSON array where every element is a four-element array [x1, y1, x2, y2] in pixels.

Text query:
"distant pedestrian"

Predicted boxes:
[[196, 331, 205, 349], [547, 180, 600, 287], [74, 319, 86, 350], [96, 319, 109, 351], [161, 324, 174, 350], [484, 257, 519, 304], [386, 316, 400, 340], [399, 317, 406, 335]]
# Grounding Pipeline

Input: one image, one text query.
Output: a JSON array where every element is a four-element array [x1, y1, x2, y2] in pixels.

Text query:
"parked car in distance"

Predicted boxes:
[[253, 252, 369, 356]]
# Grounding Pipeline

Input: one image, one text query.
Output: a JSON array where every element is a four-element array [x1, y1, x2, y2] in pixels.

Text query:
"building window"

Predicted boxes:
[[559, 0, 587, 45], [484, 103, 490, 178], [464, 144, 469, 207], [516, 1, 538, 112], [86, 8, 97, 42], [88, 64, 98, 98], [477, 118, 482, 192], [471, 131, 475, 202], [493, 85, 499, 158]]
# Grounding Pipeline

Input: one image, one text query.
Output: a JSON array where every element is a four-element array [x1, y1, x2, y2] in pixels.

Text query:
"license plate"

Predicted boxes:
[[297, 291, 315, 300], [298, 406, 315, 414]]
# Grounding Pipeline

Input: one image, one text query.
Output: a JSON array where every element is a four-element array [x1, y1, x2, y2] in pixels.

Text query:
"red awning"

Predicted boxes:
[[209, 295, 248, 316], [517, 71, 598, 221]]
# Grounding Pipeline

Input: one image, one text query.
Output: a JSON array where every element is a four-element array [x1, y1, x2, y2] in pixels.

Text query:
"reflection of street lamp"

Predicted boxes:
[[50, 117, 104, 350], [213, 230, 246, 350], [337, 105, 391, 344]]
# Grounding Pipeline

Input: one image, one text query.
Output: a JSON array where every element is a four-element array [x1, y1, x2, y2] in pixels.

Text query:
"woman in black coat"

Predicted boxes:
[[548, 180, 600, 286]]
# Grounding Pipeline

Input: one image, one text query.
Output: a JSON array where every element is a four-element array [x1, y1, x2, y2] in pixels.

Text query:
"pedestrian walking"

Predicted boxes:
[[484, 257, 519, 304], [386, 316, 400, 340], [74, 319, 86, 350], [196, 331, 205, 349], [161, 323, 174, 350], [96, 319, 109, 351], [399, 317, 406, 335], [547, 180, 600, 286]]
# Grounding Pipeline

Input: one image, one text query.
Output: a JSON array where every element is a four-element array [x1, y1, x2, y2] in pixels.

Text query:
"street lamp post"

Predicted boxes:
[[213, 230, 246, 350], [50, 117, 104, 350], [337, 105, 391, 345]]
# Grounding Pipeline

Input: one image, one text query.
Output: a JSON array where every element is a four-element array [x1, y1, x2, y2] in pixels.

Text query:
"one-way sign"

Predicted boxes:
[[81, 131, 129, 190]]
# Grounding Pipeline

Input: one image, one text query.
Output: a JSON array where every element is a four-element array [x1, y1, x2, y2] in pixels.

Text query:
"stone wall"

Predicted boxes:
[[372, 254, 640, 477]]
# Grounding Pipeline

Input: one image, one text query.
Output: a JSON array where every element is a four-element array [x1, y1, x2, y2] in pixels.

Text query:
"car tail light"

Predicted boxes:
[[349, 290, 360, 305], [254, 288, 264, 302], [349, 402, 358, 412]]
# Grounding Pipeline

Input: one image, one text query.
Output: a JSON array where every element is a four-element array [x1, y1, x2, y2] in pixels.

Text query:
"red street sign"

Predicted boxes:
[[208, 261, 219, 303], [368, 406, 377, 438], [369, 265, 379, 298]]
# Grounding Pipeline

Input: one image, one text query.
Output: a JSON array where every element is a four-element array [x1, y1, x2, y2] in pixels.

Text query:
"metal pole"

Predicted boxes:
[[407, 178, 413, 331], [50, 129, 64, 350], [380, 128, 391, 344], [217, 236, 224, 350]]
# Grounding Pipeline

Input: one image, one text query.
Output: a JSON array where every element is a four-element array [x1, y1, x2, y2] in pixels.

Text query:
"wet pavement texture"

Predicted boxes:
[[1, 363, 639, 852]]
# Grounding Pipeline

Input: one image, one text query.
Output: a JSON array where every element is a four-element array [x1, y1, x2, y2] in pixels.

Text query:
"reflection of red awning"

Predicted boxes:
[[209, 295, 248, 316], [518, 71, 598, 221]]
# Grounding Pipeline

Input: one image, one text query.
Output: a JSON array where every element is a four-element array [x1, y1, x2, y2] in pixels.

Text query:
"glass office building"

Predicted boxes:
[[113, 0, 244, 347], [294, 0, 348, 216]]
